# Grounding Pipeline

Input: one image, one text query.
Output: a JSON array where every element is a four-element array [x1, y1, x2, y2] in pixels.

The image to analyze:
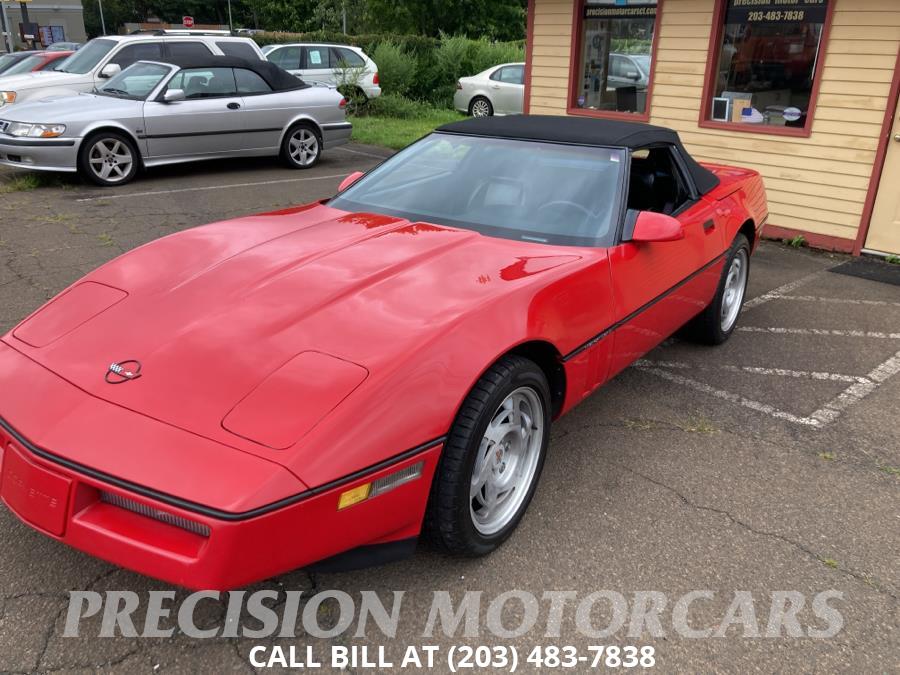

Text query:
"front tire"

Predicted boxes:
[[685, 233, 751, 345], [425, 355, 550, 556], [77, 132, 139, 186], [281, 122, 322, 169], [469, 96, 493, 118]]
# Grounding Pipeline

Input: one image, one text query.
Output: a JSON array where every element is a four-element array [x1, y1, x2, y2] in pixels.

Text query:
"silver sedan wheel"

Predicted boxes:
[[471, 99, 491, 117], [88, 138, 133, 184], [470, 386, 544, 536], [721, 248, 749, 332], [289, 128, 319, 166]]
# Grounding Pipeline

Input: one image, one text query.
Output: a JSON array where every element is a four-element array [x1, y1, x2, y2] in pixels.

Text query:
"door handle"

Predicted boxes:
[[703, 219, 716, 231], [491, 84, 501, 89], [227, 102, 241, 110]]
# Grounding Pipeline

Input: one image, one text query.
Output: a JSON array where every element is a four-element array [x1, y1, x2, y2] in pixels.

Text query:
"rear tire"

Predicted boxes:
[[684, 233, 751, 345], [281, 122, 322, 169], [469, 96, 493, 118], [77, 131, 139, 187], [424, 355, 550, 556]]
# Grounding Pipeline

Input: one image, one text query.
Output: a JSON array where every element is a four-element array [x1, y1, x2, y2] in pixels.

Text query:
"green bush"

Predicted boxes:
[[253, 31, 524, 106], [372, 41, 417, 97], [364, 93, 443, 119]]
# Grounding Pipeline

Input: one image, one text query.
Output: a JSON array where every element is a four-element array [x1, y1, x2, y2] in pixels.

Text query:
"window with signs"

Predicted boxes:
[[303, 47, 331, 69], [704, 0, 831, 131], [572, 0, 659, 117]]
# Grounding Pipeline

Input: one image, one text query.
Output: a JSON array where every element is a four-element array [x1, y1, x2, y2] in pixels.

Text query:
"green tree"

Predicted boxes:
[[366, 0, 526, 40]]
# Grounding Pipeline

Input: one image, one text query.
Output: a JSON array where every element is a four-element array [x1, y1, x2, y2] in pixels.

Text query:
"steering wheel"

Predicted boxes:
[[536, 200, 592, 221]]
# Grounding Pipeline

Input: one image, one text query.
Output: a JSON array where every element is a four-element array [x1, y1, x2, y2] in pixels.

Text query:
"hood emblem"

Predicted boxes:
[[106, 360, 142, 384]]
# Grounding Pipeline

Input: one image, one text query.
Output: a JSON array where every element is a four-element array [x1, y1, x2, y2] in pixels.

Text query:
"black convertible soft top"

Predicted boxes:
[[150, 54, 309, 92], [437, 115, 719, 195]]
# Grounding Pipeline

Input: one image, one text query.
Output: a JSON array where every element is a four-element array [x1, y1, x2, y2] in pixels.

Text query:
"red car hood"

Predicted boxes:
[[4, 203, 581, 464]]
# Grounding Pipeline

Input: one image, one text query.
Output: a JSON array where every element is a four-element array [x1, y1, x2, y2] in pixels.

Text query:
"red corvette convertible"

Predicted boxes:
[[0, 116, 767, 589]]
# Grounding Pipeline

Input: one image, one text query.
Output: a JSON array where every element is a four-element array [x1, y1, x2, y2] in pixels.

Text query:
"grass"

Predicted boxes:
[[818, 451, 835, 461], [822, 558, 839, 569], [350, 109, 465, 150], [786, 234, 807, 249], [0, 173, 44, 194], [885, 254, 900, 265]]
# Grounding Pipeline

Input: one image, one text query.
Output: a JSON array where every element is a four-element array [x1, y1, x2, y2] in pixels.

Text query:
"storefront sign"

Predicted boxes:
[[584, 3, 657, 20], [725, 0, 828, 24]]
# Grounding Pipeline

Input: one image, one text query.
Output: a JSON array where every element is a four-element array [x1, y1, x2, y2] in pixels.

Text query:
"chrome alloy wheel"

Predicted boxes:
[[721, 248, 749, 332], [88, 138, 133, 183], [289, 128, 319, 166], [470, 387, 545, 535], [471, 99, 491, 117]]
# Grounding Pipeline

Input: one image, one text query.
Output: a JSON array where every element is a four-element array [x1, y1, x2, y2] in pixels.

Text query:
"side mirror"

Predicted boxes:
[[631, 211, 684, 243], [98, 63, 120, 79], [163, 88, 185, 103], [338, 170, 364, 192]]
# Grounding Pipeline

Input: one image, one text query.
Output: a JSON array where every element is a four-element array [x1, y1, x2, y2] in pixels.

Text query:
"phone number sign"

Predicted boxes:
[[726, 0, 828, 24]]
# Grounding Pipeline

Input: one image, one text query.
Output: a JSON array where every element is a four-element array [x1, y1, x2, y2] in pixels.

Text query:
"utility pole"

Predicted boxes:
[[19, 1, 33, 48], [98, 0, 106, 35], [0, 2, 12, 53], [227, 0, 233, 31], [342, 1, 347, 33]]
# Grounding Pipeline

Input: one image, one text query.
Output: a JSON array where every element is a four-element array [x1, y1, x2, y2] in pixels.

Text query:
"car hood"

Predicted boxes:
[[0, 69, 85, 92], [4, 203, 581, 461], [0, 92, 140, 123]]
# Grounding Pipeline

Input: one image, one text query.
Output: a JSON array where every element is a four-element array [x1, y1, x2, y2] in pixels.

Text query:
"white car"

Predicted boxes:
[[454, 62, 525, 117], [0, 33, 265, 109], [262, 43, 381, 99]]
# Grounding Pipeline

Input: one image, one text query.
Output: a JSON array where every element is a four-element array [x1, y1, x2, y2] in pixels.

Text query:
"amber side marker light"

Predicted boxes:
[[337, 461, 424, 510]]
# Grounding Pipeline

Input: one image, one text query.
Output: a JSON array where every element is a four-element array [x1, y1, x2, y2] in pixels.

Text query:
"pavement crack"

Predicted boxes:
[[612, 461, 899, 602]]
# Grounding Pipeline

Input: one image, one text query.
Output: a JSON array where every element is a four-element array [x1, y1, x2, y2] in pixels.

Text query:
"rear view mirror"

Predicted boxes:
[[631, 211, 684, 243], [163, 88, 185, 103], [98, 63, 121, 79], [338, 171, 364, 192]]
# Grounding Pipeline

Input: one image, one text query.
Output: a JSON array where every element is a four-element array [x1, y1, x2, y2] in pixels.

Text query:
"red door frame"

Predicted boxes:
[[524, 0, 536, 114], [853, 46, 900, 255]]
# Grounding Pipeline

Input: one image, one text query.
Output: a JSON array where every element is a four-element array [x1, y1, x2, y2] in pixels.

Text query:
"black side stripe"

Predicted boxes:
[[0, 415, 445, 522], [137, 128, 281, 140], [562, 251, 727, 362]]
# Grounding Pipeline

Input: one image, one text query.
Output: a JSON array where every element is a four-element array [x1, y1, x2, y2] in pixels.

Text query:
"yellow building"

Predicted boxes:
[[524, 0, 900, 256]]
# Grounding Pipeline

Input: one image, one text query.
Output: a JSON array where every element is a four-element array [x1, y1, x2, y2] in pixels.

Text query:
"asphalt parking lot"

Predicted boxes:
[[0, 149, 898, 674]]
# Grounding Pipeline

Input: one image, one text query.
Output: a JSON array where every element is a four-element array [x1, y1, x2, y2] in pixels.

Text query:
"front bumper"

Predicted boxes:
[[0, 136, 80, 172], [0, 343, 441, 590]]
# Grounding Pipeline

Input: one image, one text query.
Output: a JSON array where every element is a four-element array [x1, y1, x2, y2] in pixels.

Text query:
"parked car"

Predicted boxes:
[[0, 56, 351, 185], [0, 51, 42, 76], [606, 53, 650, 92], [0, 33, 265, 108], [262, 43, 381, 99], [46, 41, 82, 51], [454, 62, 525, 117], [0, 50, 73, 77], [0, 116, 767, 589]]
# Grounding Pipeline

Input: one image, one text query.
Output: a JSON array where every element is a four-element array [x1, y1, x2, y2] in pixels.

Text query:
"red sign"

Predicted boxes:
[[182, 16, 194, 28]]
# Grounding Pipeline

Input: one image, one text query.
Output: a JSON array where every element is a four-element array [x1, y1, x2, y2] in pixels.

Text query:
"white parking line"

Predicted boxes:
[[738, 326, 900, 339], [810, 351, 900, 426], [742, 270, 827, 309], [635, 366, 821, 427], [772, 295, 900, 308], [75, 173, 350, 203], [334, 146, 392, 160], [635, 359, 866, 383]]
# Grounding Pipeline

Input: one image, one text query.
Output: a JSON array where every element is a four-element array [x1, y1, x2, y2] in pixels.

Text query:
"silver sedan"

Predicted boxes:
[[0, 57, 351, 186], [453, 62, 525, 117]]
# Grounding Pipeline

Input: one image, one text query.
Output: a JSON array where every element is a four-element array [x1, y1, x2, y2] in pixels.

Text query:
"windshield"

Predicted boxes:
[[633, 55, 651, 76], [0, 53, 22, 74], [330, 133, 625, 247], [2, 54, 44, 76], [98, 62, 172, 100], [56, 38, 115, 74]]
